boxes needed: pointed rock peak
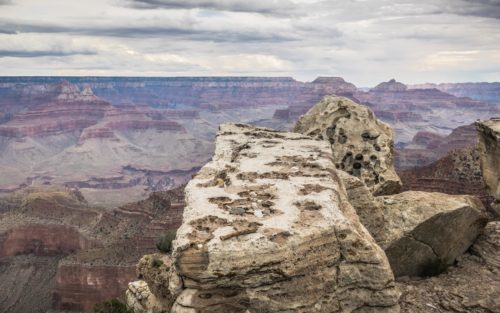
[55,80,80,94]
[81,85,94,96]
[372,79,408,92]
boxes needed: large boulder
[128,123,400,313]
[379,191,488,277]
[294,95,401,196]
[476,118,500,215]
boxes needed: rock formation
[476,118,500,214]
[395,124,478,169]
[294,95,401,195]
[398,147,495,214]
[409,82,500,104]
[371,79,408,92]
[0,185,185,312]
[127,123,400,313]
[337,162,488,278]
[379,191,488,277]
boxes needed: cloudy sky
[0,0,499,86]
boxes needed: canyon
[0,185,184,312]
[0,77,499,312]
[127,99,498,313]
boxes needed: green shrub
[151,257,164,268]
[92,299,133,313]
[156,229,177,253]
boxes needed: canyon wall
[0,186,185,312]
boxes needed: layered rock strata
[476,118,500,214]
[128,123,400,313]
[294,95,401,195]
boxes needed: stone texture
[126,280,165,313]
[336,171,386,244]
[379,191,488,277]
[294,95,402,196]
[128,123,399,313]
[476,118,500,214]
[398,147,496,214]
[472,221,500,271]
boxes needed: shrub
[151,257,164,268]
[156,229,177,253]
[93,299,133,313]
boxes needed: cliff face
[0,81,209,206]
[398,147,495,214]
[1,77,498,206]
[395,124,478,169]
[354,80,499,143]
[410,82,500,104]
[476,118,500,214]
[0,185,185,312]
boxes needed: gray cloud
[0,0,12,5]
[123,0,295,15]
[439,0,500,19]
[0,49,97,58]
[0,19,296,42]
[0,0,498,85]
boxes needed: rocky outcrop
[379,191,488,277]
[0,185,185,312]
[0,224,93,257]
[294,95,401,195]
[398,147,495,214]
[395,124,478,169]
[128,123,400,313]
[371,79,408,92]
[53,264,136,311]
[476,118,500,214]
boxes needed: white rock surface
[294,95,401,196]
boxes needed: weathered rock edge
[294,95,402,196]
[127,123,400,313]
[476,118,500,215]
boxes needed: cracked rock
[379,191,488,277]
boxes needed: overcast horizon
[0,0,499,86]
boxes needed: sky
[0,0,499,86]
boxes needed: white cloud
[0,0,498,85]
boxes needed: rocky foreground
[126,97,499,313]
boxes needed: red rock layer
[398,147,495,214]
[0,224,93,257]
[396,124,478,169]
[52,264,136,311]
[49,186,185,311]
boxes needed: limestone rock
[126,280,165,313]
[379,191,488,277]
[294,95,401,196]
[472,221,500,271]
[476,118,500,215]
[336,171,386,244]
[133,123,400,313]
